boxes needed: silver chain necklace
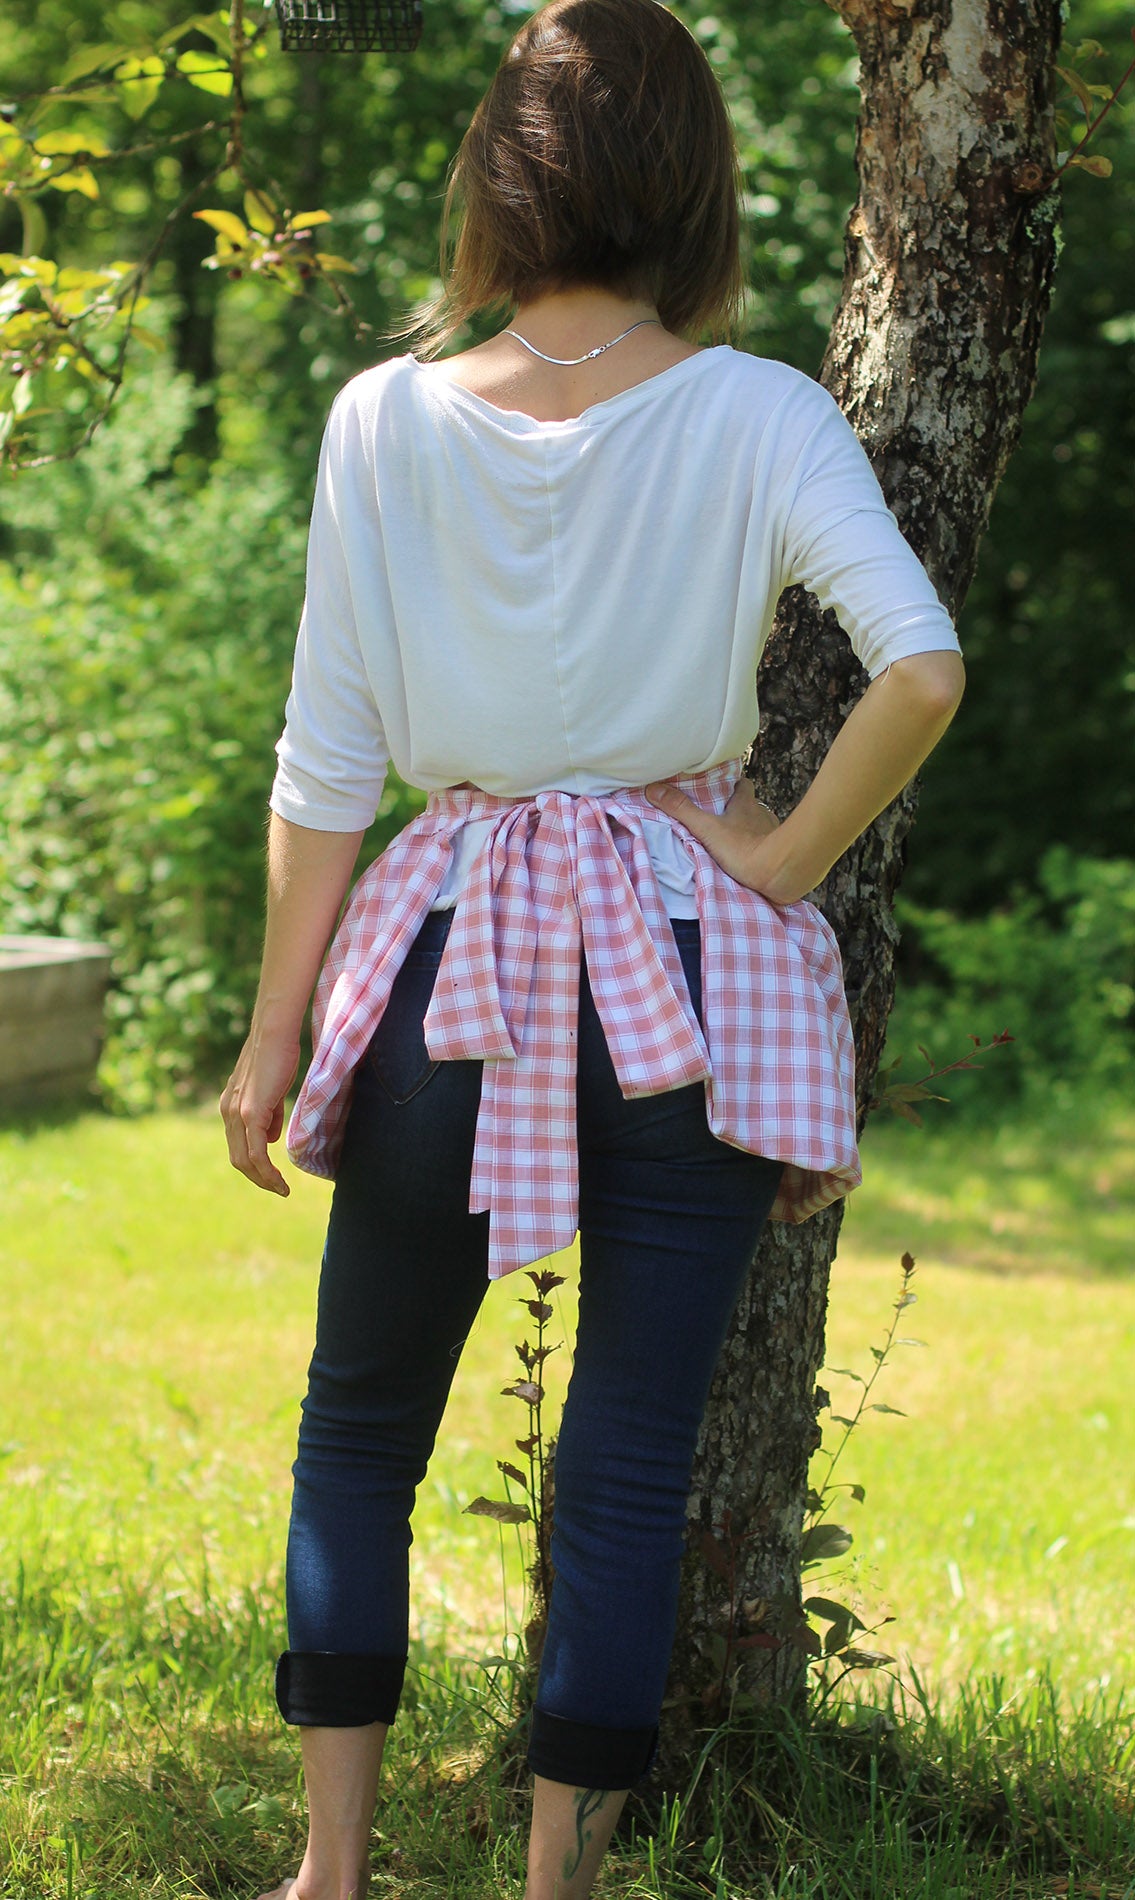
[503,318,662,366]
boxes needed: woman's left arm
[646,650,964,904]
[220,814,365,1196]
[648,382,966,903]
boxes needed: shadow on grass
[0,1092,106,1140]
[2,1538,1132,1899]
[851,1086,1135,1281]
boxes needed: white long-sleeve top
[269,345,961,915]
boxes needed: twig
[1052,43,1135,182]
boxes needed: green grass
[1,1097,1133,1897]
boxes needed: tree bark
[657,0,1063,1773]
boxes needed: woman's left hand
[644,778,799,903]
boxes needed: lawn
[1,1094,1132,1897]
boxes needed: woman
[221,2,965,1896]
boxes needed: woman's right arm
[223,380,390,1194]
[220,814,365,1196]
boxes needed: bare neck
[422,288,704,424]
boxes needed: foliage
[886,847,1135,1119]
[0,0,1131,1086]
[0,0,863,463]
[909,0,1135,909]
[466,1257,928,1721]
[690,1259,926,1718]
[0,1,370,462]
[463,1266,566,1714]
[0,359,422,1107]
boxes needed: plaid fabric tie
[286,760,861,1280]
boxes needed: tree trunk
[658,0,1063,1773]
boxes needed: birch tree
[660,0,1067,1769]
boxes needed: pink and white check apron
[286,758,861,1279]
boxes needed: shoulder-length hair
[394,0,745,357]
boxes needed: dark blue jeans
[277,909,783,1789]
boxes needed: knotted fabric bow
[286,760,860,1279]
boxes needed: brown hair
[394,0,745,357]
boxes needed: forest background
[0,0,1132,1121]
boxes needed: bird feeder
[273,0,423,53]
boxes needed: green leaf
[828,1415,858,1428]
[825,1366,865,1384]
[1068,153,1113,178]
[48,168,100,200]
[115,55,165,119]
[209,1782,250,1817]
[157,14,233,52]
[200,13,235,54]
[16,195,48,258]
[0,254,56,283]
[804,1594,866,1631]
[866,1402,907,1416]
[243,189,277,236]
[176,51,234,96]
[55,267,118,292]
[314,252,357,273]
[12,371,33,416]
[34,130,111,157]
[60,42,133,83]
[1055,63,1097,120]
[463,1496,530,1524]
[801,1522,853,1563]
[193,209,248,245]
[248,1793,287,1825]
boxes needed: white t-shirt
[270,345,961,914]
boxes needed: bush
[884,847,1135,1119]
[0,365,421,1109]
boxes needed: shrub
[884,847,1135,1118]
[0,364,421,1108]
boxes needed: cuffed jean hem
[527,1707,659,1790]
[274,1650,407,1727]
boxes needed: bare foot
[255,1864,368,1900]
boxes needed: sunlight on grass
[2,1097,1133,1709]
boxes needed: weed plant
[2,1523,1131,1898]
[3,1103,1134,1894]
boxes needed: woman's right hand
[219,1024,301,1195]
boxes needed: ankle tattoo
[562,1788,608,1881]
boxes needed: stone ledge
[0,935,113,1104]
